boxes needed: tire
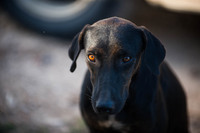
[2,0,119,38]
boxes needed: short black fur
[68,17,188,133]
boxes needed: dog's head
[69,17,165,115]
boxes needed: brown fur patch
[108,44,122,60]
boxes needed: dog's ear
[68,25,90,72]
[141,27,166,75]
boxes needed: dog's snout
[95,100,114,114]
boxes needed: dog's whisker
[87,86,92,94]
[84,93,91,100]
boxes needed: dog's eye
[88,54,95,62]
[122,56,131,63]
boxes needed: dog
[68,17,189,133]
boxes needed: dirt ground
[0,1,200,133]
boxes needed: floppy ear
[68,25,90,72]
[141,27,166,75]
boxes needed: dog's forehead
[92,17,135,27]
[85,17,143,55]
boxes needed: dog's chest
[98,115,130,133]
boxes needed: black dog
[69,17,188,133]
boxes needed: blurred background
[0,0,200,132]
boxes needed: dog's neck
[127,64,159,109]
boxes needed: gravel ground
[0,10,88,133]
[0,1,200,133]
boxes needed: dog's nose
[95,101,114,114]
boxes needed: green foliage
[69,118,88,133]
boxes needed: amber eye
[122,56,131,63]
[88,54,95,62]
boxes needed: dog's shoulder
[159,61,183,90]
[159,61,186,103]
